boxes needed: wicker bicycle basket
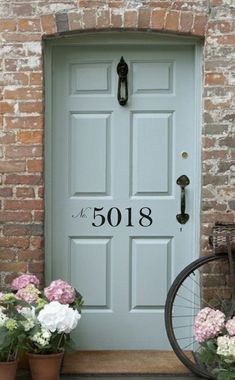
[210,223,235,254]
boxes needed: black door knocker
[117,56,128,106]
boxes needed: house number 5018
[92,207,153,228]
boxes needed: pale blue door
[48,40,198,349]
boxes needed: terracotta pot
[27,352,64,380]
[0,359,18,380]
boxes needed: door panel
[50,43,197,349]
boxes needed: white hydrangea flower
[217,335,231,357]
[31,327,52,347]
[0,310,8,326]
[37,301,81,333]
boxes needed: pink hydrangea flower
[11,274,39,291]
[44,279,75,304]
[226,317,235,336]
[194,307,225,343]
[16,284,40,303]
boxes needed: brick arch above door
[40,8,208,38]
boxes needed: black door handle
[176,175,190,224]
[117,56,128,106]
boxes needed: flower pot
[0,360,18,380]
[27,352,64,380]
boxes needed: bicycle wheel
[165,252,235,379]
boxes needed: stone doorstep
[16,373,202,379]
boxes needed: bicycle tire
[165,252,232,379]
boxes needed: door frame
[44,31,203,284]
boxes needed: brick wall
[0,0,234,288]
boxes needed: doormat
[62,351,191,375]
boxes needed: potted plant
[0,292,28,380]
[10,274,83,380]
[194,307,235,380]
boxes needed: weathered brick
[5,174,43,185]
[40,14,56,34]
[83,9,96,29]
[138,8,151,29]
[96,10,111,28]
[179,12,194,33]
[4,88,42,100]
[111,13,123,28]
[17,131,43,144]
[192,14,208,36]
[0,160,25,173]
[205,73,226,85]
[124,10,138,28]
[3,224,43,237]
[16,187,35,198]
[0,211,32,222]
[0,237,29,249]
[18,19,41,32]
[18,101,43,113]
[68,12,83,30]
[0,19,17,32]
[4,200,43,211]
[27,159,43,172]
[151,9,166,30]
[5,116,43,130]
[165,10,180,32]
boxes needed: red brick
[12,3,33,17]
[28,261,44,273]
[17,130,43,144]
[165,11,180,32]
[179,12,193,33]
[18,19,41,32]
[30,236,44,250]
[68,13,83,31]
[79,0,106,7]
[0,102,14,113]
[96,10,111,29]
[27,159,43,172]
[3,224,43,237]
[205,73,226,86]
[38,186,44,198]
[29,73,42,86]
[3,33,41,42]
[19,249,43,261]
[152,9,166,30]
[204,99,230,110]
[4,88,42,100]
[0,249,16,260]
[0,160,25,173]
[124,10,138,28]
[192,14,208,37]
[33,210,44,222]
[5,174,43,185]
[149,1,171,7]
[0,19,17,32]
[6,116,43,130]
[0,132,16,144]
[16,187,35,198]
[0,262,28,272]
[4,200,43,210]
[41,14,56,34]
[0,237,29,249]
[111,13,123,28]
[6,146,42,159]
[0,188,13,197]
[0,211,32,222]
[1,73,29,86]
[218,35,235,45]
[19,102,43,113]
[138,8,151,29]
[108,1,124,8]
[83,9,96,29]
